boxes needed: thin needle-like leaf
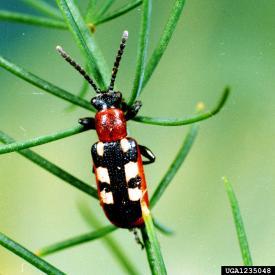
[0,125,88,155]
[78,203,139,275]
[142,0,186,90]
[223,177,253,266]
[85,0,98,22]
[0,55,94,111]
[0,232,65,275]
[128,0,152,106]
[0,10,66,29]
[23,0,62,19]
[0,131,98,198]
[94,0,142,26]
[37,226,116,256]
[56,0,109,89]
[134,87,230,126]
[150,123,199,208]
[141,203,167,275]
[95,0,116,20]
[153,219,174,236]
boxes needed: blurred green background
[0,0,275,274]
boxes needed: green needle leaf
[128,0,152,106]
[0,55,94,111]
[95,0,116,20]
[23,0,62,19]
[141,203,167,275]
[150,123,199,208]
[0,131,98,198]
[153,219,174,236]
[0,10,66,29]
[94,0,142,26]
[134,87,230,126]
[37,226,116,256]
[0,232,65,275]
[223,177,253,266]
[85,0,98,22]
[56,0,109,89]
[0,125,88,155]
[142,0,186,90]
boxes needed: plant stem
[141,203,167,275]
[95,0,116,19]
[142,0,186,90]
[0,10,66,29]
[0,53,229,120]
[150,123,199,208]
[0,232,65,275]
[56,0,109,90]
[153,219,174,236]
[134,87,230,126]
[0,125,87,155]
[85,0,98,21]
[128,0,152,106]
[94,0,142,26]
[223,177,253,265]
[23,0,62,19]
[37,225,116,256]
[0,131,98,198]
[0,55,94,111]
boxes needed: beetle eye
[115,91,122,99]
[91,98,96,104]
[91,97,101,110]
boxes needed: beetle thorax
[95,108,127,142]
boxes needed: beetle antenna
[108,30,128,91]
[56,45,101,93]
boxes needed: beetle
[56,31,155,229]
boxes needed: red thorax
[95,108,127,142]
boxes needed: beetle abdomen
[91,137,149,228]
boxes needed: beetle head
[91,91,122,110]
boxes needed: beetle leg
[78,117,96,129]
[129,228,144,249]
[125,101,142,121]
[139,145,156,165]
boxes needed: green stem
[56,0,109,90]
[0,55,94,111]
[0,10,66,29]
[142,0,186,90]
[0,55,229,123]
[0,125,87,155]
[94,0,142,26]
[95,0,116,19]
[223,177,253,266]
[150,123,199,208]
[128,0,152,106]
[153,219,174,236]
[37,226,116,256]
[0,232,65,275]
[0,88,228,154]
[134,87,230,126]
[23,0,62,19]
[141,203,167,275]
[85,0,98,21]
[0,131,98,198]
